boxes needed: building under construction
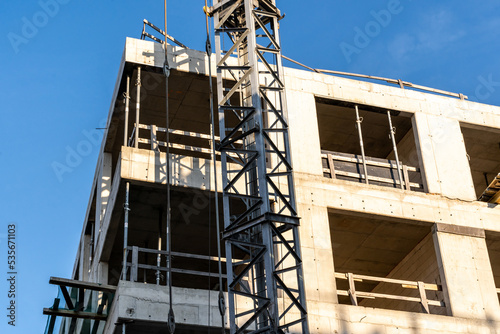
[44,1,500,333]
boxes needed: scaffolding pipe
[135,66,142,149]
[122,182,130,280]
[90,222,94,263]
[156,209,162,285]
[355,105,369,184]
[123,75,130,146]
[144,241,148,283]
[387,111,405,189]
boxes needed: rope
[205,1,226,332]
[164,1,175,333]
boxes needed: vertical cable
[164,1,175,333]
[205,1,226,332]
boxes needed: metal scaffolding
[210,0,308,332]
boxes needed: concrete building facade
[46,37,500,333]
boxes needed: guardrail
[127,123,214,155]
[335,272,444,314]
[128,123,245,161]
[124,246,227,284]
[135,123,217,156]
[322,150,424,191]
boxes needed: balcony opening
[108,67,222,161]
[316,98,424,192]
[107,183,228,290]
[486,231,500,301]
[329,210,445,315]
[461,124,500,202]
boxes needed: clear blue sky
[0,0,499,332]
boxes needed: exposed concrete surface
[104,282,500,334]
[69,37,500,334]
[433,227,500,320]
[104,281,253,333]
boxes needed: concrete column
[413,113,475,200]
[286,89,323,176]
[295,184,338,333]
[95,152,112,238]
[432,223,500,320]
[88,261,109,332]
[97,261,109,284]
[75,246,92,334]
[79,234,91,281]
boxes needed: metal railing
[140,19,189,49]
[135,123,217,156]
[282,55,467,100]
[124,246,227,284]
[335,272,445,314]
[322,150,424,191]
[127,123,244,160]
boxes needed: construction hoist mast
[209,0,309,332]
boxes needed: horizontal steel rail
[321,151,423,190]
[125,246,230,283]
[335,272,445,313]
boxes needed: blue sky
[0,0,499,332]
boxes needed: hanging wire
[164,1,175,333]
[206,1,213,321]
[208,144,212,334]
[205,1,212,331]
[205,0,226,332]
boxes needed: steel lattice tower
[211,0,309,332]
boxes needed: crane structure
[210,0,309,333]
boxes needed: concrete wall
[413,113,476,200]
[433,224,500,320]
[75,38,500,333]
[103,282,500,334]
[333,303,500,334]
